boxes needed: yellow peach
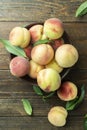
[29,24,43,43]
[55,44,79,68]
[31,44,54,65]
[48,106,68,127]
[28,60,44,79]
[9,27,30,48]
[45,59,63,73]
[37,68,61,92]
[43,18,64,39]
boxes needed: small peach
[48,106,68,127]
[45,59,63,73]
[24,45,32,59]
[28,60,44,79]
[43,18,64,39]
[9,27,30,48]
[31,44,54,65]
[9,56,29,77]
[55,44,79,68]
[29,24,43,43]
[57,81,78,101]
[50,38,64,51]
[37,68,61,92]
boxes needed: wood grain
[0,0,87,22]
[0,116,84,130]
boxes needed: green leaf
[22,99,32,115]
[66,96,79,110]
[75,1,87,17]
[33,39,51,46]
[66,85,85,111]
[83,114,87,130]
[43,92,55,99]
[33,85,43,96]
[0,39,26,57]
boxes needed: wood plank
[0,116,84,130]
[0,96,86,116]
[0,0,87,22]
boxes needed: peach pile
[8,18,79,127]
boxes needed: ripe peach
[24,45,32,59]
[50,38,64,51]
[57,81,78,101]
[29,24,43,43]
[41,33,48,40]
[55,44,79,68]
[45,59,63,73]
[43,18,64,39]
[9,56,29,77]
[31,44,54,65]
[48,106,68,127]
[28,60,44,79]
[37,68,61,92]
[9,27,30,48]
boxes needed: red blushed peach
[55,44,79,68]
[28,60,44,79]
[29,24,43,43]
[48,106,68,127]
[50,38,64,51]
[57,81,78,101]
[9,56,29,77]
[31,44,54,65]
[24,45,32,59]
[43,18,64,39]
[37,68,61,92]
[9,27,30,48]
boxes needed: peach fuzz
[31,44,54,65]
[37,68,61,92]
[9,27,30,48]
[29,24,43,43]
[57,81,78,101]
[9,56,29,77]
[28,60,44,79]
[48,106,68,127]
[45,59,63,73]
[43,18,64,39]
[55,44,79,68]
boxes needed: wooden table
[0,0,87,130]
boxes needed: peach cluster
[9,18,79,127]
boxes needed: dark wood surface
[0,0,87,130]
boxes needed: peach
[43,18,64,39]
[28,60,44,79]
[45,59,63,73]
[31,44,54,65]
[29,24,43,43]
[9,27,30,48]
[50,38,64,51]
[55,44,79,68]
[24,45,32,59]
[37,68,61,92]
[57,81,78,101]
[41,33,48,40]
[9,56,29,77]
[48,106,68,127]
